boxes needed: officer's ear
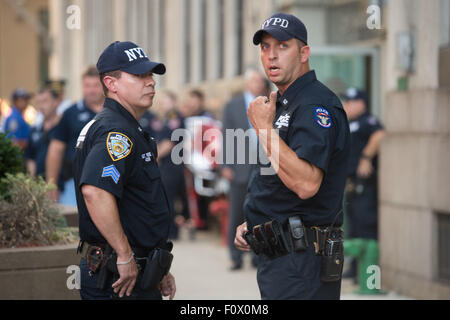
[102,76,118,94]
[299,45,310,64]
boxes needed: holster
[264,220,290,257]
[252,224,276,258]
[140,248,173,291]
[96,244,118,290]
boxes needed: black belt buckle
[253,224,276,258]
[264,220,289,257]
[288,216,308,252]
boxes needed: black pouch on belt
[320,228,344,282]
[243,231,263,255]
[288,216,308,252]
[264,220,290,257]
[253,224,276,258]
[140,248,174,291]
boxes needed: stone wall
[0,244,80,300]
[379,88,450,299]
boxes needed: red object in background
[184,168,207,229]
[209,196,229,246]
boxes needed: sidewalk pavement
[169,228,412,300]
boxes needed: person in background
[341,87,385,280]
[180,89,213,119]
[46,66,104,205]
[3,88,32,150]
[181,89,214,230]
[25,88,63,189]
[155,91,189,239]
[221,68,269,271]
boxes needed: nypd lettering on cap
[262,17,289,29]
[124,47,148,62]
[314,107,332,128]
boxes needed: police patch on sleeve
[106,132,133,161]
[314,107,332,128]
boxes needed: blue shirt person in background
[3,88,32,150]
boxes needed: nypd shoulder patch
[102,165,120,184]
[106,132,133,161]
[314,107,332,128]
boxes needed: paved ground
[169,227,412,300]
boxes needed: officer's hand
[357,158,373,178]
[247,91,277,132]
[112,255,138,298]
[234,222,251,252]
[159,272,176,300]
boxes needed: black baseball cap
[341,87,369,106]
[253,13,308,45]
[97,41,166,75]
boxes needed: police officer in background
[74,41,176,300]
[46,67,104,205]
[234,13,350,299]
[25,88,63,190]
[341,88,385,278]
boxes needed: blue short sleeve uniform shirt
[73,98,172,248]
[244,70,350,229]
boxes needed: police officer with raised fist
[234,13,350,300]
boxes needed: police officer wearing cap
[341,88,385,277]
[74,41,176,300]
[234,13,350,300]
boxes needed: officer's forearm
[46,140,66,186]
[81,184,133,258]
[257,128,323,200]
[361,129,385,159]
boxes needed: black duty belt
[244,215,344,259]
[77,240,174,291]
[77,241,155,259]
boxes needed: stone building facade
[0,0,449,299]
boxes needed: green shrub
[0,133,24,195]
[0,173,77,248]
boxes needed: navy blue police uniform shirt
[244,70,350,229]
[73,98,172,248]
[347,112,383,177]
[52,100,97,178]
[25,124,65,190]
